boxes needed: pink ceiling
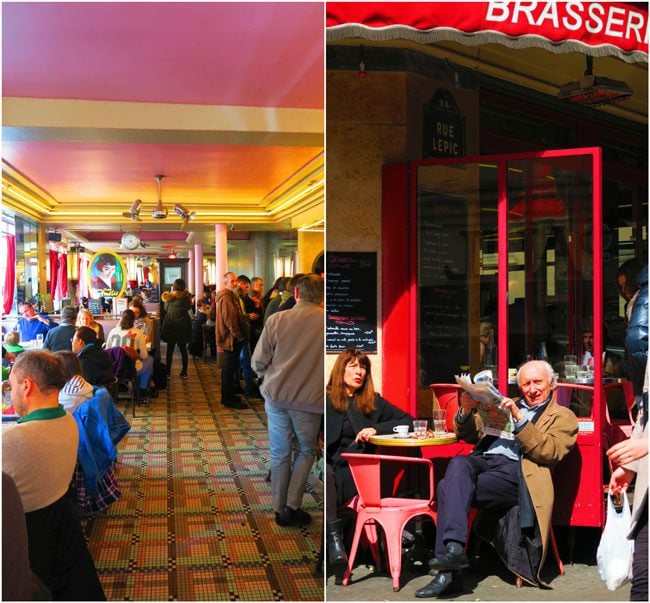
[2,2,324,109]
[3,141,322,204]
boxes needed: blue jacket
[73,387,130,495]
[626,265,648,366]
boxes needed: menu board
[326,252,377,352]
[87,299,102,316]
[418,192,469,383]
[419,285,469,384]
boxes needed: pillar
[215,224,228,282]
[194,244,203,303]
[188,249,194,296]
[297,230,324,273]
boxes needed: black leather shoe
[427,545,469,572]
[415,571,463,598]
[223,399,247,410]
[275,505,311,527]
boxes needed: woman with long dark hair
[161,278,193,378]
[325,348,413,568]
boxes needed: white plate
[393,433,411,439]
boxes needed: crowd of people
[2,257,647,601]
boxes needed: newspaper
[454,370,514,440]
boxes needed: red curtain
[58,253,68,299]
[3,235,16,315]
[49,249,58,299]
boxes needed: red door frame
[382,147,605,526]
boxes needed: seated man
[2,350,105,600]
[415,360,578,598]
[73,326,115,387]
[15,302,58,342]
[43,305,77,352]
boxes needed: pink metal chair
[340,452,437,592]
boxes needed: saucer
[393,433,411,439]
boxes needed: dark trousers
[435,453,519,557]
[26,496,106,601]
[631,498,648,601]
[165,339,188,374]
[326,463,338,524]
[221,340,242,403]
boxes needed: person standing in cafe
[161,278,193,379]
[215,271,247,410]
[415,360,578,598]
[252,274,324,528]
[325,348,414,569]
[607,357,648,602]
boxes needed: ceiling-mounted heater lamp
[358,45,367,79]
[557,56,632,107]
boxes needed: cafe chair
[105,346,137,418]
[340,452,437,592]
[603,380,636,442]
[429,383,463,431]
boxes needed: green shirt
[17,405,67,424]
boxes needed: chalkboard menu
[326,252,377,353]
[87,299,102,316]
[418,191,469,383]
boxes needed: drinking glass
[432,409,447,436]
[565,363,578,379]
[413,420,428,439]
[36,333,44,347]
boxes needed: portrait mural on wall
[88,250,126,298]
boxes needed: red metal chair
[603,381,636,442]
[340,452,438,592]
[429,383,463,431]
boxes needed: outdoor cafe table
[368,433,475,498]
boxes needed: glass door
[414,148,603,422]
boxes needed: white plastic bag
[596,494,634,591]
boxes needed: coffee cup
[393,425,409,437]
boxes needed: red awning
[327,2,648,64]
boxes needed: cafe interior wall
[326,52,480,396]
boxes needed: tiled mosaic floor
[86,352,324,601]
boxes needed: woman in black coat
[161,279,193,378]
[325,348,413,567]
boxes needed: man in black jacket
[72,327,115,386]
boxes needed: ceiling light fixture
[151,175,168,219]
[174,203,196,230]
[558,56,632,107]
[122,198,142,222]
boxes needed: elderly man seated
[2,350,106,600]
[415,360,578,598]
